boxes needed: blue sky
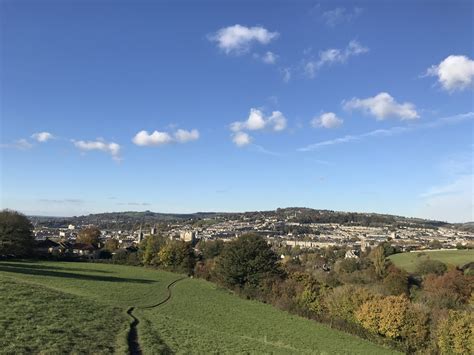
[1,0,473,222]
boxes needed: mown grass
[1,261,399,354]
[138,278,399,354]
[0,276,128,354]
[0,260,177,307]
[389,249,474,273]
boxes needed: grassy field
[0,261,398,354]
[137,277,395,354]
[389,249,474,273]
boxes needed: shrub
[383,266,408,295]
[325,285,378,323]
[422,269,472,309]
[415,259,447,276]
[356,295,430,351]
[437,310,474,354]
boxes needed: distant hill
[28,207,452,230]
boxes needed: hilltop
[29,207,458,230]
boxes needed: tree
[198,240,224,260]
[158,240,195,273]
[370,245,387,278]
[356,295,429,351]
[415,259,447,276]
[334,258,360,274]
[104,238,119,252]
[383,266,409,295]
[437,310,474,354]
[215,234,280,289]
[325,285,377,323]
[142,234,166,265]
[77,226,101,246]
[291,272,329,315]
[0,209,34,256]
[421,269,472,309]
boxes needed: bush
[0,209,34,257]
[325,285,378,323]
[356,295,430,351]
[415,259,447,276]
[437,310,474,354]
[421,269,472,309]
[383,266,408,295]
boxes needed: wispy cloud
[0,139,33,150]
[299,112,474,152]
[251,144,284,157]
[117,202,151,206]
[38,198,84,204]
[304,40,368,78]
[418,150,473,222]
[321,7,363,27]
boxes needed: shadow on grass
[0,263,156,284]
[0,261,113,274]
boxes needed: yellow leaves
[437,310,474,354]
[356,295,430,350]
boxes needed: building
[180,230,196,242]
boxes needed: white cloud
[268,111,287,131]
[132,130,173,146]
[343,92,419,120]
[261,51,277,64]
[426,55,474,92]
[209,24,279,55]
[311,112,343,128]
[281,67,292,83]
[174,129,200,143]
[299,112,474,152]
[305,40,368,77]
[321,7,363,27]
[31,132,54,142]
[230,108,287,147]
[133,128,200,146]
[232,131,252,147]
[231,108,287,133]
[0,139,33,150]
[73,139,121,161]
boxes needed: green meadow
[0,261,398,354]
[389,249,474,273]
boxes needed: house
[34,239,60,256]
[71,243,96,256]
